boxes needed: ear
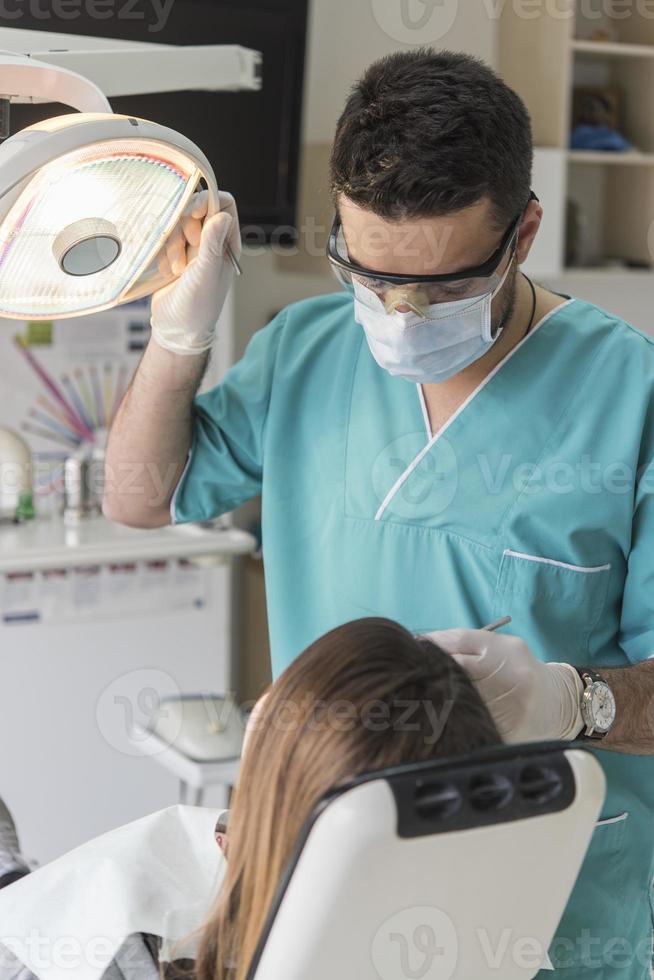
[515,200,543,266]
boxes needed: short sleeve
[171,308,286,524]
[619,410,654,663]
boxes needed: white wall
[302,0,498,144]
[549,271,654,337]
[231,0,501,356]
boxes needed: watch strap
[576,667,604,686]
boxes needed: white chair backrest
[249,743,605,980]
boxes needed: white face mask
[353,257,515,384]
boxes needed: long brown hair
[196,617,500,980]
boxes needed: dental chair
[248,741,605,980]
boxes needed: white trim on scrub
[417,384,432,440]
[503,550,611,574]
[595,811,628,827]
[170,450,194,525]
[374,299,575,521]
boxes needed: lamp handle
[120,178,241,307]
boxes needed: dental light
[0,44,249,321]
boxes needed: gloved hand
[425,628,584,744]
[150,189,241,356]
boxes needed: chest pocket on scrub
[492,550,611,660]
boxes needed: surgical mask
[353,256,515,384]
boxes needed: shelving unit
[500,0,654,277]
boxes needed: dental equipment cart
[249,743,606,980]
[0,515,255,864]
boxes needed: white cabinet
[0,519,254,864]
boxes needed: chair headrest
[248,742,605,980]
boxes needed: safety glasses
[327,191,537,313]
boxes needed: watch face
[588,681,616,733]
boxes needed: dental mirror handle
[482,616,512,632]
[224,241,242,276]
[206,179,242,276]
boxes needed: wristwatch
[574,667,616,740]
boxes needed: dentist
[105,49,654,978]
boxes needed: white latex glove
[425,628,585,744]
[150,189,241,356]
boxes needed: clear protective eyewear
[327,191,537,317]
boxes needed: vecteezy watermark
[102,460,183,510]
[372,433,459,520]
[371,0,654,46]
[370,913,654,977]
[476,453,654,498]
[366,446,654,523]
[0,0,175,33]
[547,929,654,971]
[371,907,459,980]
[370,0,460,45]
[0,931,116,975]
[367,440,654,523]
[95,667,183,757]
[242,216,455,265]
[485,0,654,22]
[97,448,654,523]
[243,694,456,748]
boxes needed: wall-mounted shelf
[568,150,654,165]
[556,266,654,278]
[572,39,654,58]
[500,1,654,276]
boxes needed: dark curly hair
[330,48,533,230]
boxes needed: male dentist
[105,50,654,977]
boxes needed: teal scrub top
[173,292,654,978]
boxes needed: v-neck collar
[375,298,575,521]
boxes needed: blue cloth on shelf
[570,124,633,152]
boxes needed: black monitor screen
[7,0,309,242]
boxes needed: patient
[0,617,501,980]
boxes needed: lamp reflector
[0,138,201,319]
